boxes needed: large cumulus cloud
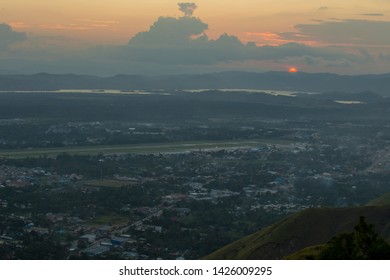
[129,16,208,47]
[119,16,353,66]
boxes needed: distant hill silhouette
[1,71,390,95]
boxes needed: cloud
[39,19,119,31]
[129,16,208,47]
[39,24,91,31]
[1,14,361,75]
[292,19,390,46]
[1,8,388,75]
[124,15,340,65]
[8,22,31,29]
[178,3,198,17]
[0,23,27,49]
[118,14,356,67]
[360,13,384,17]
[77,19,118,25]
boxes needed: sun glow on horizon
[288,67,298,73]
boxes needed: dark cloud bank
[0,23,27,49]
[118,15,352,66]
[293,19,390,45]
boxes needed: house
[81,245,109,257]
[97,225,112,237]
[79,234,96,243]
[111,236,127,246]
[27,227,49,235]
[122,251,139,259]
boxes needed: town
[1,120,390,259]
[1,90,390,259]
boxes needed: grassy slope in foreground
[285,192,390,259]
[366,193,390,207]
[205,200,390,260]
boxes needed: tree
[320,216,390,259]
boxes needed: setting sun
[288,67,298,73]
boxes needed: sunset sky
[1,0,390,75]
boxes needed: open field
[83,179,136,188]
[87,214,129,226]
[0,139,292,159]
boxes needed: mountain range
[1,71,390,95]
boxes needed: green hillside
[284,245,325,260]
[366,193,390,207]
[205,204,390,260]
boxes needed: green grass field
[0,139,292,159]
[83,179,135,188]
[88,214,129,226]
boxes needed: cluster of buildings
[1,127,390,258]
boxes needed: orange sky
[2,0,390,44]
[1,1,390,75]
